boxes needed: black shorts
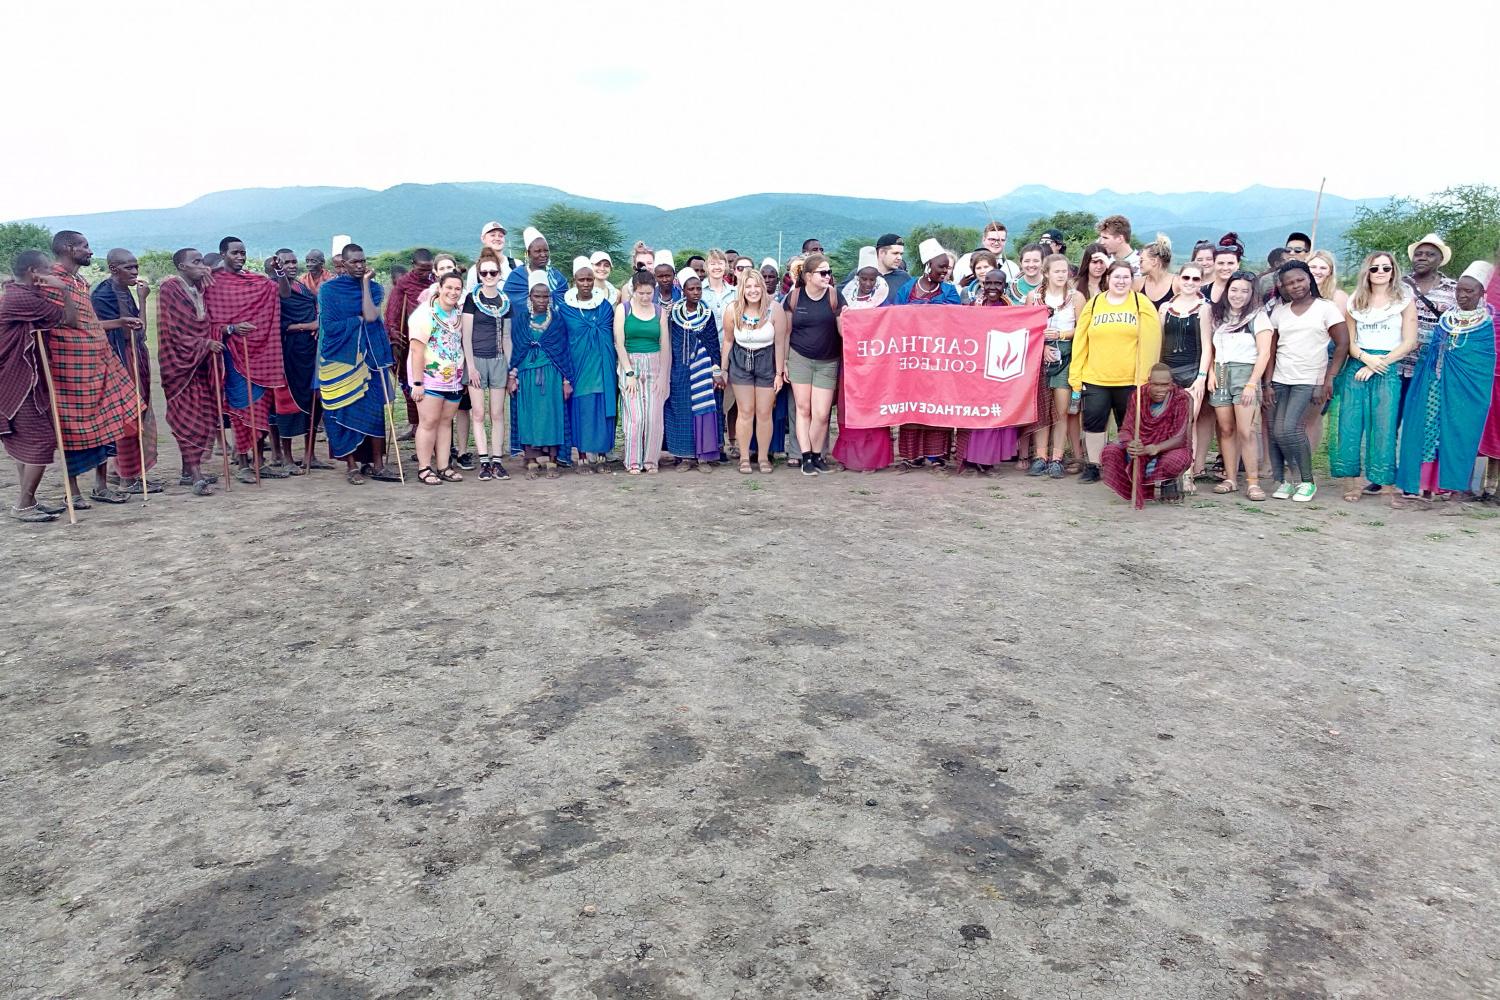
[1080,383,1134,433]
[729,343,776,387]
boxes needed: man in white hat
[1400,232,1458,403]
[465,221,516,289]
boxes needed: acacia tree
[0,222,52,273]
[527,204,623,272]
[1344,185,1499,273]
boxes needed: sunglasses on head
[735,263,752,271]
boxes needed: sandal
[1246,484,1267,501]
[645,464,659,474]
[545,461,560,480]
[89,486,132,504]
[418,466,442,486]
[626,466,641,476]
[10,504,58,523]
[738,460,753,474]
[678,460,696,473]
[192,478,215,496]
[758,460,774,475]
[345,470,365,485]
[698,460,713,473]
[436,465,463,483]
[1213,480,1238,495]
[525,461,540,480]
[236,466,259,485]
[370,466,404,483]
[1342,488,1363,503]
[286,463,307,477]
[307,458,336,470]
[1064,460,1083,475]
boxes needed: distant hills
[16,182,1388,264]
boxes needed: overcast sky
[7,0,1494,221]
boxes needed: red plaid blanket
[39,265,139,450]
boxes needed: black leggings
[1269,381,1315,483]
[1081,383,1134,433]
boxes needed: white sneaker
[1293,482,1317,503]
[1271,481,1293,500]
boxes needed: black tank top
[1160,307,1202,371]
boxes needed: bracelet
[1197,370,1207,379]
[624,370,637,378]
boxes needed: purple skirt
[960,427,1018,465]
[692,411,721,462]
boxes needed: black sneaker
[813,454,831,473]
[492,462,510,481]
[801,452,819,476]
[1362,481,1382,495]
[478,461,493,481]
[456,452,475,471]
[1079,463,1101,483]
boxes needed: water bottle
[1067,391,1081,415]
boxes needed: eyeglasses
[479,269,499,277]
[1368,264,1393,273]
[814,269,831,277]
[1179,275,1202,281]
[735,263,752,271]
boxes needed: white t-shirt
[1348,293,1409,353]
[1213,311,1271,365]
[1271,299,1344,384]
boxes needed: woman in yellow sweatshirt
[1068,260,1163,482]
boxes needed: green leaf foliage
[1343,185,1500,274]
[527,203,623,274]
[0,222,53,274]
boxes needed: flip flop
[10,505,58,523]
[88,487,132,505]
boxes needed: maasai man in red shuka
[383,249,436,436]
[156,248,226,495]
[1,250,74,522]
[203,236,283,483]
[37,232,139,505]
[1099,363,1193,507]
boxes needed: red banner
[841,304,1050,429]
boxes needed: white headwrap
[1461,260,1495,289]
[919,238,952,267]
[653,249,675,269]
[527,269,549,290]
[572,256,593,276]
[676,267,698,286]
[523,227,545,250]
[761,257,778,270]
[856,246,878,272]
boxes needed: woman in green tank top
[613,271,670,473]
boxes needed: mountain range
[16,182,1387,263]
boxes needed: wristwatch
[624,369,637,378]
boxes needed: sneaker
[813,454,832,473]
[801,452,819,476]
[456,452,475,471]
[1079,463,1101,483]
[1271,481,1294,500]
[1293,482,1317,503]
[492,462,510,481]
[478,461,493,482]
[1362,481,1382,495]
[1026,457,1048,477]
[1046,460,1065,479]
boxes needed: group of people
[3,215,1499,524]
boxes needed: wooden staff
[210,353,233,491]
[34,330,77,525]
[1309,177,1327,251]
[1130,380,1145,509]
[127,331,149,503]
[375,362,405,484]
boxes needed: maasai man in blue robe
[316,244,400,484]
[271,248,331,472]
[1396,263,1497,498]
[560,256,617,472]
[510,270,575,479]
[504,226,570,464]
[90,250,159,491]
[664,269,722,468]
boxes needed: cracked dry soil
[2,456,1498,999]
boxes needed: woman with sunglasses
[1328,252,1416,502]
[561,256,617,474]
[409,272,468,485]
[1157,261,1214,490]
[779,252,845,477]
[1205,271,1273,500]
[1069,260,1162,483]
[1205,233,1245,306]
[1075,243,1110,299]
[461,248,512,481]
[1265,261,1350,502]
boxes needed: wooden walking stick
[1130,380,1145,509]
[34,330,77,525]
[375,362,405,484]
[210,354,233,491]
[1309,177,1327,251]
[127,331,149,503]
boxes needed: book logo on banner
[983,329,1029,382]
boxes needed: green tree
[368,246,473,276]
[136,250,178,282]
[0,222,52,274]
[907,223,980,265]
[1343,185,1500,274]
[1016,211,1099,253]
[528,203,623,273]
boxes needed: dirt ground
[3,423,1499,1000]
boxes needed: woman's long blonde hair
[1349,251,1405,313]
[726,267,768,330]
